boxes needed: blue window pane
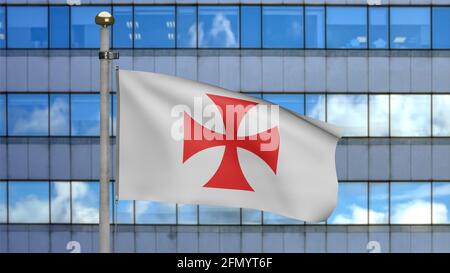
[0,95,5,135]
[51,182,70,223]
[369,95,389,137]
[432,7,450,49]
[71,6,111,48]
[391,182,431,224]
[0,182,6,223]
[116,200,134,224]
[0,7,5,48]
[198,6,239,48]
[327,95,368,137]
[7,6,48,48]
[8,94,49,136]
[177,6,197,48]
[199,205,240,224]
[178,204,198,224]
[328,182,368,224]
[433,182,450,224]
[263,6,303,48]
[391,95,431,137]
[112,94,116,136]
[327,7,367,49]
[369,7,388,49]
[134,6,175,48]
[263,94,304,115]
[263,211,303,224]
[71,94,100,136]
[305,94,325,121]
[71,181,99,224]
[242,208,261,225]
[241,6,261,48]
[135,201,176,224]
[433,95,450,136]
[113,6,133,48]
[369,183,389,224]
[305,6,325,48]
[9,182,49,223]
[390,7,430,49]
[50,94,70,136]
[50,6,69,48]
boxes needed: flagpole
[96,11,118,253]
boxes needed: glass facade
[0,5,450,49]
[1,2,450,253]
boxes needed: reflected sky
[0,7,5,48]
[327,7,367,49]
[242,208,261,225]
[177,6,197,48]
[116,200,134,224]
[369,7,388,49]
[432,95,450,136]
[328,182,368,224]
[305,6,325,48]
[8,94,48,136]
[369,95,389,136]
[390,7,430,49]
[50,6,69,49]
[72,181,99,224]
[241,6,261,48]
[327,95,368,136]
[51,182,70,223]
[71,6,111,48]
[264,211,303,225]
[71,94,100,136]
[433,7,450,49]
[306,94,325,121]
[198,6,239,48]
[113,6,133,49]
[369,183,389,224]
[7,6,48,48]
[263,6,303,48]
[391,182,431,224]
[50,94,70,136]
[391,95,431,136]
[433,182,450,224]
[263,94,304,115]
[0,182,6,223]
[134,6,175,48]
[9,182,49,223]
[0,95,5,135]
[178,204,198,224]
[199,205,240,224]
[135,201,176,224]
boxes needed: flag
[116,70,342,221]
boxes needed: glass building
[1,0,450,253]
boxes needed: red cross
[183,93,280,192]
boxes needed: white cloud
[199,13,237,48]
[390,95,430,136]
[9,195,49,223]
[326,95,367,136]
[331,204,386,224]
[432,95,450,136]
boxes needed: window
[72,181,99,224]
[390,7,430,49]
[433,7,450,49]
[369,95,389,137]
[113,6,133,48]
[51,182,70,223]
[7,6,48,48]
[263,94,304,115]
[432,182,450,224]
[326,7,367,49]
[134,6,175,48]
[263,6,303,48]
[305,6,325,48]
[0,7,5,48]
[178,204,198,224]
[0,182,6,223]
[71,94,100,136]
[241,6,261,48]
[391,182,431,224]
[391,95,431,137]
[177,6,197,48]
[50,6,70,48]
[306,94,325,121]
[199,205,240,224]
[0,95,5,136]
[8,94,49,136]
[369,7,388,49]
[369,183,389,224]
[50,94,70,136]
[328,182,368,224]
[9,182,49,223]
[116,200,134,224]
[198,6,239,48]
[327,95,368,137]
[264,211,302,224]
[112,94,116,136]
[433,95,450,136]
[135,201,176,224]
[71,6,111,48]
[242,208,261,225]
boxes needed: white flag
[117,70,342,221]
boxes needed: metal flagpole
[95,11,119,253]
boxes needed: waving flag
[117,70,341,221]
